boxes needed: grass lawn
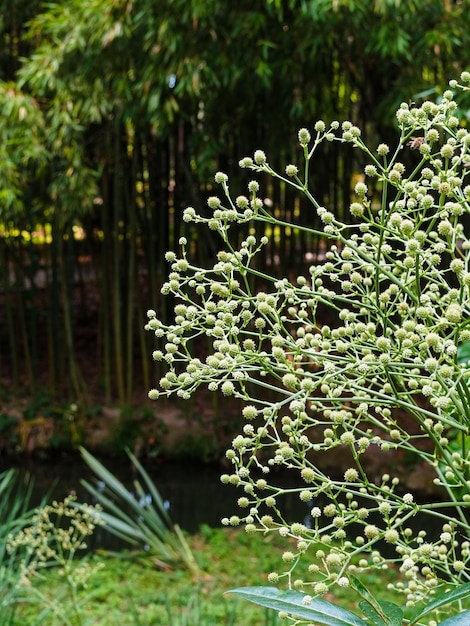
[12,526,406,625]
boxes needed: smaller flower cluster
[182,173,265,234]
[7,495,104,586]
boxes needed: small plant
[7,495,104,625]
[10,526,291,625]
[146,72,470,624]
[0,469,36,625]
[80,447,200,575]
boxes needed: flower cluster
[7,495,104,612]
[146,74,470,609]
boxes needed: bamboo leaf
[227,587,365,626]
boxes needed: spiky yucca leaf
[79,447,199,575]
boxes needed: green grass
[12,526,405,626]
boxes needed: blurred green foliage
[0,0,469,407]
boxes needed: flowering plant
[146,72,470,625]
[7,496,104,625]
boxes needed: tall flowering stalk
[7,496,104,625]
[146,73,470,624]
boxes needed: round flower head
[254,150,267,165]
[215,171,228,184]
[298,128,311,146]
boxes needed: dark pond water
[1,453,457,554]
[1,453,310,538]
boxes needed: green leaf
[227,587,365,626]
[359,601,386,626]
[352,576,402,626]
[79,447,200,575]
[409,583,470,624]
[126,448,173,528]
[457,341,470,366]
[438,611,470,626]
[359,600,403,626]
[352,575,384,612]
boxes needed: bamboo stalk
[60,220,87,403]
[48,216,62,397]
[125,140,137,404]
[100,191,112,405]
[0,238,19,387]
[13,248,34,393]
[112,117,125,404]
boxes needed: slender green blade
[227,587,365,626]
[80,479,136,524]
[81,480,174,558]
[126,448,173,527]
[409,583,470,624]
[132,480,172,540]
[80,447,198,571]
[173,523,200,575]
[353,575,402,625]
[92,510,143,544]
[80,447,139,506]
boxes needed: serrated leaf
[227,587,365,626]
[409,583,470,624]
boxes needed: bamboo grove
[0,0,468,406]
